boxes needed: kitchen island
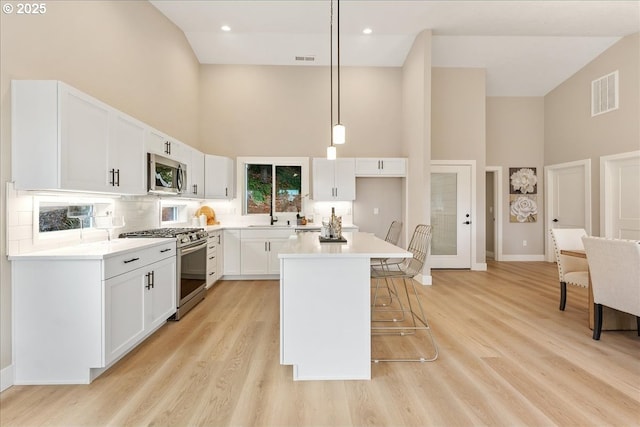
[278,231,411,380]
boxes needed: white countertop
[8,238,175,261]
[278,231,411,259]
[206,223,357,231]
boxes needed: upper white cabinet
[182,146,205,199]
[145,128,188,164]
[11,80,145,194]
[312,158,356,201]
[205,155,235,199]
[355,158,406,177]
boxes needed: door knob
[553,218,559,222]
[463,221,471,225]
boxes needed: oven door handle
[180,241,207,255]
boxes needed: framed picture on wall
[510,194,538,223]
[509,167,537,194]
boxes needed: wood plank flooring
[1,261,639,426]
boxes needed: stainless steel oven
[175,237,207,320]
[119,227,208,320]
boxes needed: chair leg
[559,281,567,311]
[593,303,603,340]
[636,317,640,337]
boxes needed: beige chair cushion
[582,236,640,318]
[550,228,589,286]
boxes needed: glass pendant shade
[327,145,337,160]
[332,123,345,145]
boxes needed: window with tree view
[245,164,302,214]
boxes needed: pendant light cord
[336,0,340,124]
[330,0,334,146]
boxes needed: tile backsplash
[5,182,354,256]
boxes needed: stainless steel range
[120,227,208,320]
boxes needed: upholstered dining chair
[550,228,590,310]
[581,236,640,340]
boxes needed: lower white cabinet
[105,256,175,365]
[11,241,176,384]
[223,229,241,276]
[240,229,294,275]
[206,230,223,287]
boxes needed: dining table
[560,249,638,331]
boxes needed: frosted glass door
[430,165,471,269]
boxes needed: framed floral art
[509,167,538,223]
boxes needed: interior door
[602,152,640,239]
[545,161,590,261]
[430,165,472,269]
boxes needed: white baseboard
[473,262,487,271]
[1,364,14,392]
[500,254,546,262]
[416,274,432,285]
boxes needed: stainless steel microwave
[148,153,187,195]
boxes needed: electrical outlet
[523,240,527,247]
[373,208,379,215]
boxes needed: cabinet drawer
[104,241,176,279]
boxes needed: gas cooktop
[119,227,208,247]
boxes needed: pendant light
[332,0,345,145]
[327,0,336,159]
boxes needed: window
[242,158,308,216]
[39,204,93,232]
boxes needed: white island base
[279,232,411,381]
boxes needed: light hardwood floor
[1,261,639,426]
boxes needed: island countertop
[278,231,410,259]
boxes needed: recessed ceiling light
[362,28,372,35]
[221,25,231,32]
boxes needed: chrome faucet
[270,203,278,225]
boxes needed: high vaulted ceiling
[150,1,640,96]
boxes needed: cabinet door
[145,257,177,331]
[334,159,356,200]
[60,85,110,192]
[379,158,406,176]
[205,155,234,199]
[267,239,289,274]
[223,230,241,275]
[241,239,270,275]
[354,158,382,176]
[104,269,145,365]
[216,232,224,281]
[312,158,337,201]
[109,113,146,194]
[146,129,187,163]
[185,147,205,198]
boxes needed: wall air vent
[295,55,316,62]
[591,70,619,117]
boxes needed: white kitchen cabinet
[205,155,235,199]
[312,158,356,201]
[206,230,222,288]
[223,229,241,276]
[145,128,188,164]
[183,146,205,198]
[11,240,176,384]
[240,229,294,275]
[11,80,146,195]
[355,158,407,177]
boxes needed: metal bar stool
[371,221,403,309]
[371,224,438,362]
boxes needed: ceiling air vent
[591,70,619,117]
[295,55,316,62]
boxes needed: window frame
[238,157,309,216]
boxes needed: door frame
[544,159,592,262]
[485,166,503,261]
[600,150,640,238]
[429,160,478,271]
